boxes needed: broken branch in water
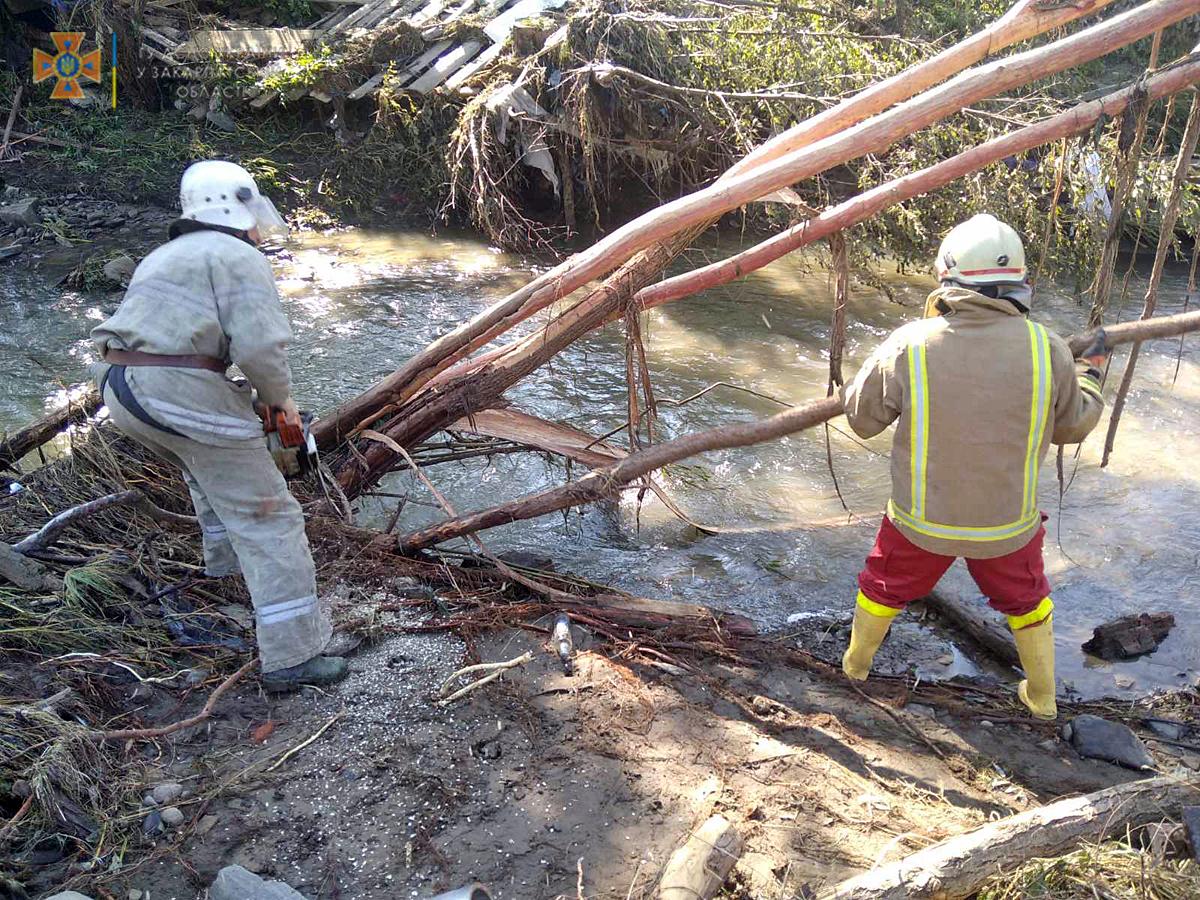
[1101,89,1200,466]
[0,384,100,472]
[397,309,1200,551]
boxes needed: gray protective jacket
[91,230,293,448]
[842,287,1104,559]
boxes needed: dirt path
[100,605,1141,900]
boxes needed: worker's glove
[1078,327,1108,371]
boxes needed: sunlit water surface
[4,227,1198,700]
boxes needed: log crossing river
[3,227,1198,699]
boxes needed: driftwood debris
[397,309,1200,550]
[312,0,1130,457]
[0,541,61,592]
[0,384,99,472]
[819,775,1200,900]
[1082,612,1175,660]
[13,490,196,555]
[657,815,743,900]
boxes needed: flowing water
[4,227,1198,700]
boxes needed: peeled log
[362,47,1200,494]
[313,0,1123,449]
[818,775,1200,900]
[638,54,1200,313]
[723,0,1119,181]
[0,385,99,472]
[397,310,1200,550]
[658,815,743,900]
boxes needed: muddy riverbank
[4,183,1200,899]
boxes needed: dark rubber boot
[262,655,348,693]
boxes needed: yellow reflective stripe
[1007,597,1054,630]
[907,340,929,519]
[857,590,902,618]
[888,500,1041,542]
[1022,322,1052,518]
[1078,373,1102,397]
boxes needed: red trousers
[858,516,1051,618]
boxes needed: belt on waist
[99,365,184,438]
[103,349,227,373]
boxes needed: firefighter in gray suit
[92,160,345,691]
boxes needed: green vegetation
[8,1,1200,280]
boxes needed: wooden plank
[443,40,503,90]
[175,29,319,60]
[482,0,566,42]
[408,40,483,93]
[442,0,565,91]
[409,0,449,26]
[361,0,426,28]
[348,38,452,99]
[328,0,395,33]
[374,0,432,28]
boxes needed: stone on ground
[210,865,309,900]
[0,198,40,227]
[1068,714,1154,770]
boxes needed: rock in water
[1069,714,1155,770]
[210,865,309,900]
[1081,612,1174,660]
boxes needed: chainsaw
[258,406,318,478]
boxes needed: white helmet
[178,160,287,237]
[935,213,1026,287]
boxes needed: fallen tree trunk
[0,385,100,472]
[342,42,1200,498]
[638,53,1200,313]
[314,0,1124,449]
[818,775,1200,900]
[397,311,1200,550]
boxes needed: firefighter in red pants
[841,214,1107,719]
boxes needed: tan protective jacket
[843,287,1104,559]
[91,229,293,448]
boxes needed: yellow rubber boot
[842,591,900,681]
[1009,601,1057,720]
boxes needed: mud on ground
[31,603,1159,900]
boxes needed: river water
[3,227,1198,700]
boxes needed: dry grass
[978,835,1200,899]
